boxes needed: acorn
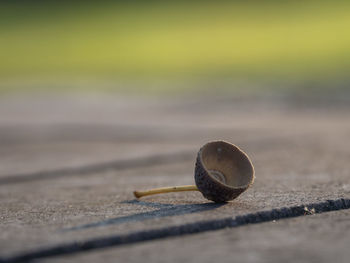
[133,141,255,203]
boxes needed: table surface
[0,93,349,263]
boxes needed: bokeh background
[1,0,350,94]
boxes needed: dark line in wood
[0,151,194,185]
[1,198,349,263]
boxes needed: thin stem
[134,185,199,198]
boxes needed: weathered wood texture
[0,93,349,262]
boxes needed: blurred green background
[1,0,349,94]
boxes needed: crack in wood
[0,151,194,185]
[1,198,349,263]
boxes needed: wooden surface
[0,93,349,262]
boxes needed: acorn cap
[194,141,255,203]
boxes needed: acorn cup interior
[199,141,254,189]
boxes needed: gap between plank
[1,198,349,263]
[0,151,194,185]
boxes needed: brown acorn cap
[194,141,255,203]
